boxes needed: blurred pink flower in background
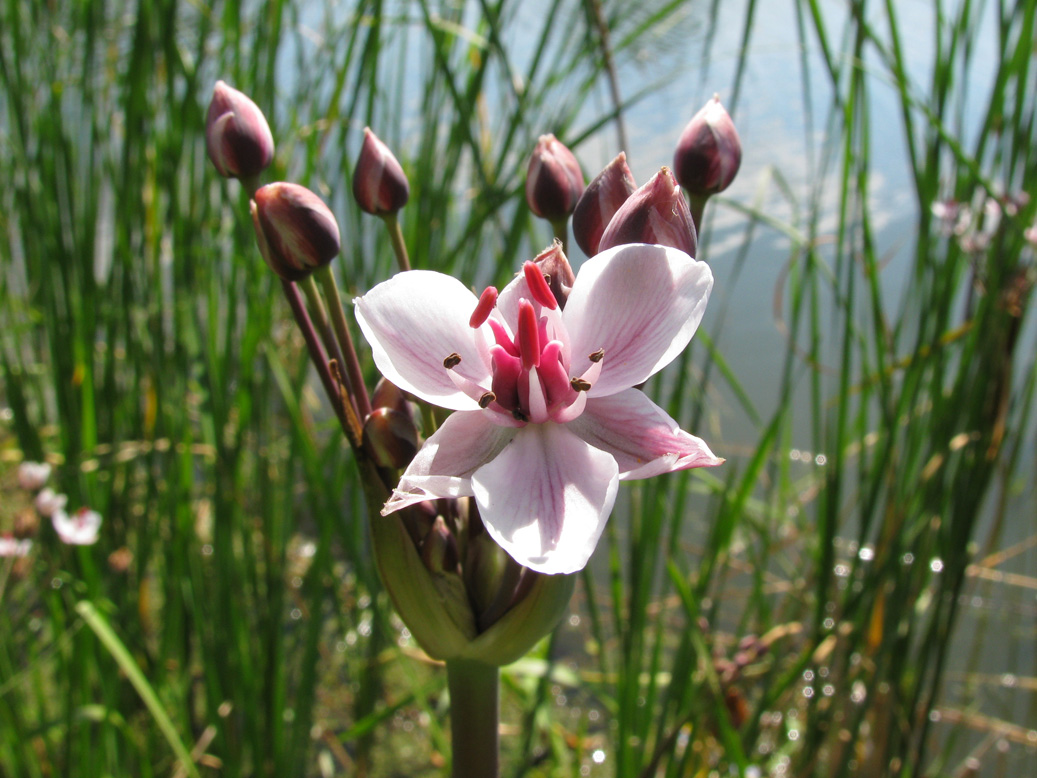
[17,462,51,491]
[35,489,68,517]
[0,536,32,558]
[52,508,102,546]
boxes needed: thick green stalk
[446,659,499,778]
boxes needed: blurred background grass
[1,0,1034,776]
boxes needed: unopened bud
[13,508,39,539]
[370,377,412,415]
[205,81,275,180]
[362,407,419,469]
[465,525,515,620]
[252,183,341,281]
[108,546,134,574]
[673,94,741,198]
[598,167,697,256]
[572,152,637,256]
[531,240,576,308]
[525,134,584,222]
[352,127,410,216]
[421,516,459,574]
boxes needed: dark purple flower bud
[525,134,585,222]
[352,127,410,216]
[572,152,637,256]
[531,240,576,308]
[673,94,742,197]
[252,183,341,281]
[205,80,275,180]
[421,516,459,574]
[370,377,412,415]
[598,167,697,256]
[362,407,420,469]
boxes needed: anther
[443,352,462,369]
[512,409,529,422]
[570,377,592,392]
[523,261,558,310]
[478,391,496,408]
[588,348,604,363]
[469,286,498,328]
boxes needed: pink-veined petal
[472,424,619,575]
[563,243,712,396]
[355,271,493,410]
[568,389,723,479]
[382,411,516,514]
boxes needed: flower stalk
[315,266,373,420]
[381,212,412,272]
[446,659,500,778]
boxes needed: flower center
[443,266,603,426]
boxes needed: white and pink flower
[35,488,68,517]
[52,508,102,546]
[0,535,32,558]
[354,243,722,575]
[17,461,51,491]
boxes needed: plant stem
[551,219,569,255]
[688,193,709,240]
[298,276,350,389]
[278,279,361,447]
[381,212,412,272]
[315,266,373,419]
[446,659,500,778]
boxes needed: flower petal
[568,389,723,479]
[472,424,619,575]
[52,508,102,546]
[563,243,712,396]
[355,271,493,410]
[382,411,516,513]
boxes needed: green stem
[446,659,500,778]
[315,266,373,419]
[688,193,709,243]
[381,212,411,272]
[550,218,569,255]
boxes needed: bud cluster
[526,94,741,259]
[205,81,577,665]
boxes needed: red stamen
[522,261,558,310]
[469,286,498,328]
[517,298,541,370]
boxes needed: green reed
[2,0,1034,776]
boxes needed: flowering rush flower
[17,461,51,491]
[52,508,102,546]
[355,243,722,575]
[0,535,32,558]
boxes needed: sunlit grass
[1,0,1035,776]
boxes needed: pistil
[517,299,541,370]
